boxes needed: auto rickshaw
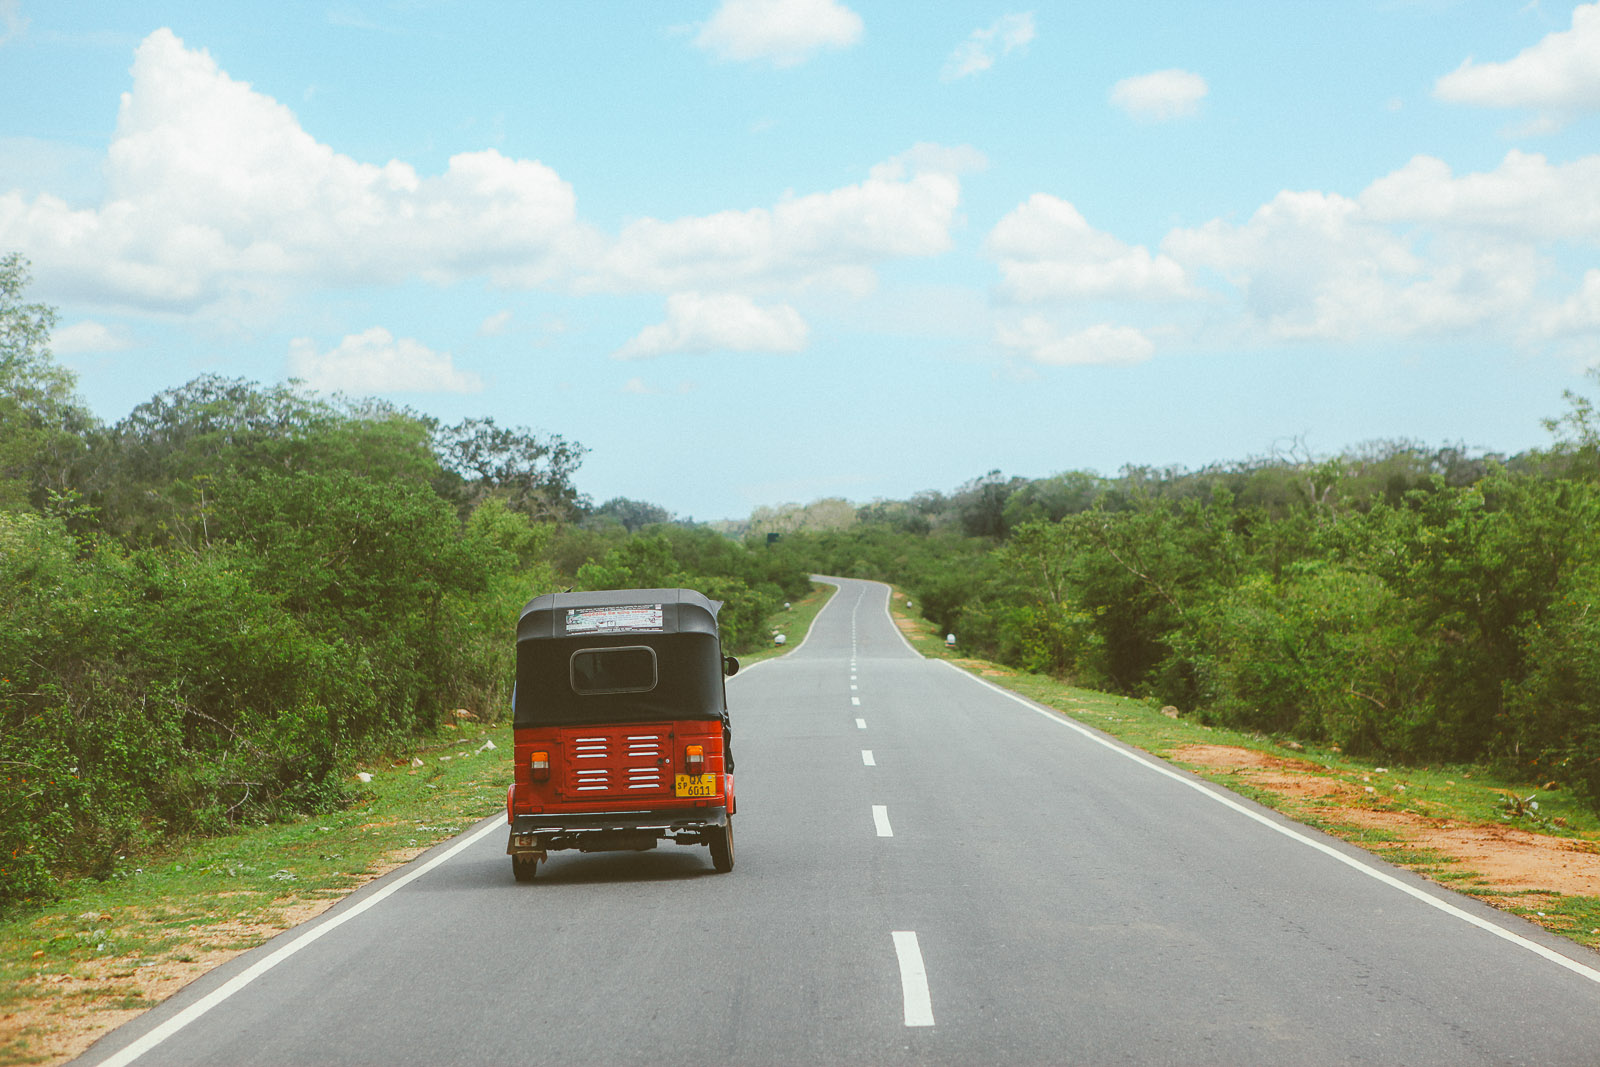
[505,588,738,881]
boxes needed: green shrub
[1184,563,1428,753]
[993,601,1106,683]
[1507,562,1600,803]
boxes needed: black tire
[512,854,540,883]
[708,818,734,873]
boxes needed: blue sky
[4,1,1599,520]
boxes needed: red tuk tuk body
[505,588,737,881]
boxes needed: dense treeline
[0,256,808,911]
[10,233,1600,910]
[774,401,1600,814]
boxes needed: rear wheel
[511,854,540,883]
[708,818,734,873]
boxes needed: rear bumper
[507,806,729,855]
[510,807,728,834]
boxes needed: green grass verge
[886,588,1600,954]
[736,580,836,666]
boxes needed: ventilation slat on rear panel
[559,725,671,800]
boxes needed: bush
[1184,563,1428,753]
[214,469,493,742]
[1507,562,1600,803]
[993,601,1106,683]
[0,512,379,908]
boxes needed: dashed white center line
[872,805,893,837]
[855,718,867,730]
[850,684,858,690]
[892,931,936,1027]
[862,750,875,766]
[851,696,861,706]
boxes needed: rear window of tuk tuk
[514,632,723,727]
[570,645,657,695]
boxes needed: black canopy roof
[517,588,723,643]
[513,588,728,727]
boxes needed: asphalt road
[76,577,1600,1066]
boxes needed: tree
[0,254,96,512]
[952,470,1027,539]
[432,416,586,522]
[854,498,931,534]
[588,496,674,533]
[1508,560,1600,803]
[1541,368,1600,481]
[95,375,438,546]
[744,497,858,539]
[214,468,492,739]
[1001,470,1106,528]
[1359,471,1600,760]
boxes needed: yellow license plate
[675,773,716,797]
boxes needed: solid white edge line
[734,578,842,677]
[789,577,840,657]
[876,580,924,657]
[892,931,936,1027]
[93,817,506,1067]
[873,804,893,837]
[934,660,1600,987]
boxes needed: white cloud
[614,292,808,359]
[984,145,1600,354]
[1166,190,1409,327]
[0,29,582,313]
[0,30,973,321]
[288,327,483,394]
[1359,150,1600,243]
[996,317,1154,367]
[868,141,989,181]
[0,1,26,46]
[942,13,1035,81]
[0,137,105,204]
[479,309,513,336]
[988,193,1191,302]
[694,0,863,68]
[588,151,963,294]
[1434,3,1600,116]
[51,320,133,354]
[1110,69,1209,121]
[1534,269,1600,339]
[531,315,570,348]
[621,377,695,395]
[1161,165,1556,342]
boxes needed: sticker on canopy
[565,604,665,634]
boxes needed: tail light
[530,750,550,782]
[685,744,705,775]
